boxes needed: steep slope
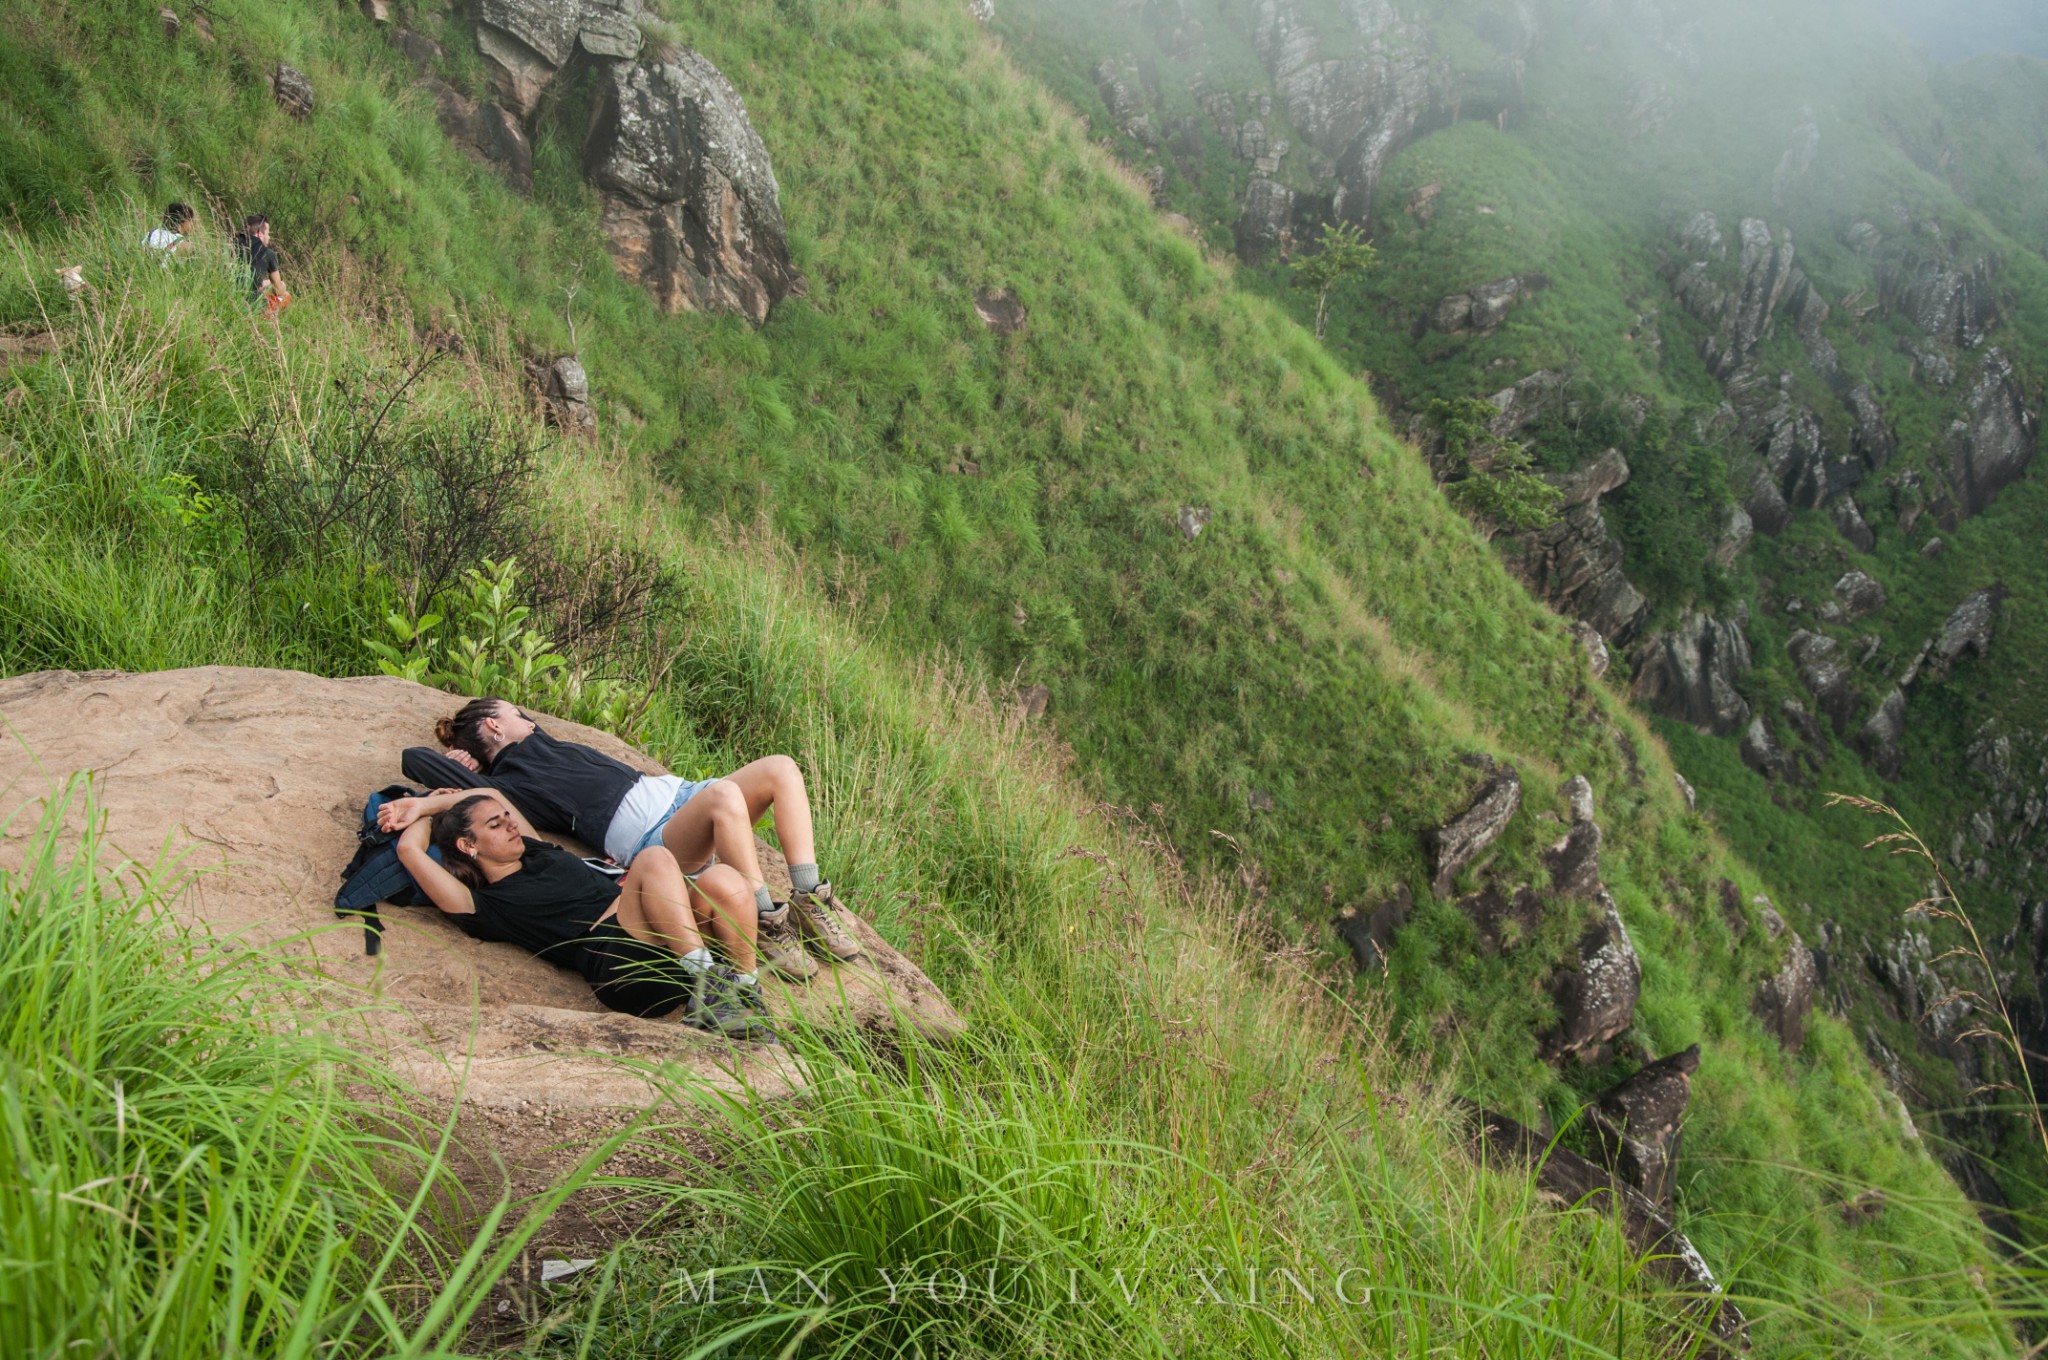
[0,0,2033,1349]
[992,0,2048,1220]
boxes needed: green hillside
[2,0,2044,1352]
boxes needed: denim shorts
[628,776,718,861]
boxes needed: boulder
[1834,570,1886,618]
[1424,766,1521,896]
[1335,883,1414,973]
[1949,349,2038,517]
[1673,770,1697,812]
[1484,369,1567,439]
[585,54,805,324]
[1588,1044,1700,1209]
[0,668,961,1111]
[1628,612,1751,737]
[1787,629,1858,733]
[1751,907,1818,1050]
[159,6,179,39]
[967,0,994,21]
[1234,176,1295,264]
[1428,273,1550,335]
[271,63,316,120]
[1176,505,1210,540]
[541,355,596,435]
[1931,587,2004,671]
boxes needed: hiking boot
[793,881,863,962]
[760,920,821,982]
[686,966,777,1042]
[757,897,791,931]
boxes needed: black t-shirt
[483,727,641,844]
[454,839,620,974]
[237,234,279,298]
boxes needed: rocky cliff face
[1629,612,1752,737]
[1506,447,1648,643]
[459,0,801,323]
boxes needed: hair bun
[433,717,458,746]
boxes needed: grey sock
[733,970,759,988]
[754,885,777,919]
[790,862,821,895]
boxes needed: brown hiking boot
[793,882,863,962]
[757,909,819,983]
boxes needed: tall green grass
[0,776,581,1356]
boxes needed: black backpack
[335,784,441,954]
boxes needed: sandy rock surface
[0,667,961,1114]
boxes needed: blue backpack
[335,785,443,954]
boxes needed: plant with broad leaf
[366,557,651,739]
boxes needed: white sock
[733,970,759,988]
[680,947,713,974]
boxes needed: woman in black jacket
[401,698,862,968]
[383,789,772,1038]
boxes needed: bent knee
[701,779,748,816]
[765,753,802,782]
[633,844,680,873]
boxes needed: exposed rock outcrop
[1878,251,1999,350]
[1509,448,1647,643]
[1541,781,1641,1063]
[1589,1044,1700,1209]
[1859,687,1907,778]
[1847,384,1896,469]
[1424,765,1521,895]
[1949,349,2038,517]
[973,287,1028,334]
[1234,176,1295,264]
[540,354,595,435]
[585,54,804,323]
[1751,904,1818,1050]
[0,668,961,1110]
[462,0,800,323]
[1664,215,1797,378]
[1459,1103,1747,1348]
[1738,714,1793,782]
[1629,612,1751,736]
[1787,629,1859,733]
[426,79,533,192]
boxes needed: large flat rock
[0,667,961,1111]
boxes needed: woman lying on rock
[382,788,773,1039]
[401,698,862,980]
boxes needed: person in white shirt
[144,202,195,260]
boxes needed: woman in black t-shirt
[387,789,772,1037]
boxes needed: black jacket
[401,727,639,843]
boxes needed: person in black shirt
[233,213,288,312]
[385,789,773,1037]
[404,697,865,969]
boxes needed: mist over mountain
[1870,0,2048,59]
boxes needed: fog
[1868,0,2048,59]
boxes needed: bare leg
[689,863,758,972]
[606,847,701,954]
[657,779,771,888]
[719,754,816,867]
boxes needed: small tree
[1292,221,1377,340]
[1428,396,1563,534]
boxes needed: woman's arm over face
[395,818,477,916]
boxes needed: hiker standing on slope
[234,213,289,315]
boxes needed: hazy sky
[1867,0,2048,59]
